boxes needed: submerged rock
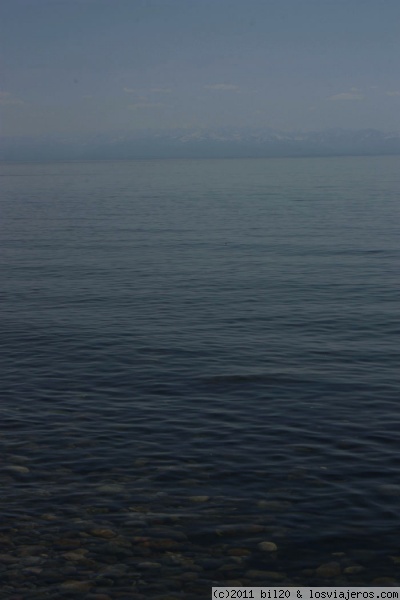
[60,580,93,592]
[315,562,341,578]
[258,541,278,552]
[344,565,365,574]
[90,528,117,539]
[96,484,125,493]
[6,465,30,474]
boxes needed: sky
[1,0,400,138]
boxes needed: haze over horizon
[1,0,400,159]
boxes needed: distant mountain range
[2,127,400,161]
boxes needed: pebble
[315,562,341,578]
[60,580,93,592]
[6,454,31,463]
[0,554,19,564]
[344,565,365,574]
[161,552,186,566]
[90,528,117,539]
[40,513,58,521]
[372,577,399,585]
[257,500,290,511]
[96,484,125,493]
[6,465,30,474]
[22,566,43,575]
[137,561,162,569]
[258,541,278,552]
[62,551,89,562]
[21,556,43,565]
[1,461,398,596]
[18,545,47,556]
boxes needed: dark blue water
[1,156,400,585]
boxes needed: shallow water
[1,156,400,596]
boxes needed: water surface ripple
[1,156,400,592]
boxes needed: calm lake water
[1,156,400,594]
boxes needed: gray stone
[96,484,125,493]
[137,561,162,569]
[258,541,278,552]
[0,554,18,564]
[315,562,341,578]
[257,500,291,511]
[372,577,399,585]
[22,567,43,575]
[62,551,89,562]
[90,528,117,539]
[344,565,365,574]
[60,580,93,592]
[6,465,30,474]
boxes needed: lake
[1,155,400,595]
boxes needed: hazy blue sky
[1,0,400,137]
